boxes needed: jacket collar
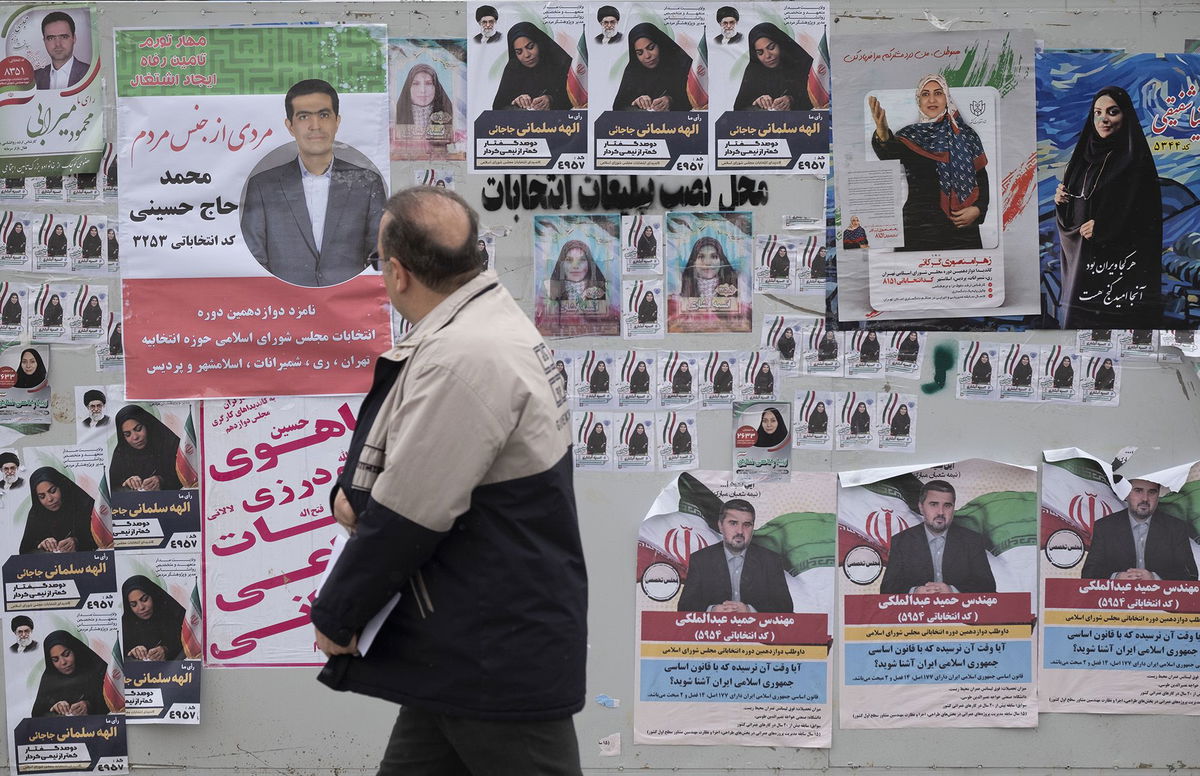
[380,270,500,362]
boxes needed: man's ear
[387,256,410,293]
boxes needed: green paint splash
[940,33,1022,98]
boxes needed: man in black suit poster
[880,479,997,594]
[1081,478,1198,581]
[677,498,793,613]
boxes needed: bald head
[380,186,481,292]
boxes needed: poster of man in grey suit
[241,79,387,288]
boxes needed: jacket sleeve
[240,173,269,269]
[955,530,996,593]
[311,359,511,645]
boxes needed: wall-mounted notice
[635,471,835,746]
[838,459,1038,728]
[1040,449,1200,714]
[116,25,392,399]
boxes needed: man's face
[43,20,75,68]
[86,399,105,418]
[719,509,755,551]
[919,489,955,534]
[14,625,31,645]
[601,16,618,32]
[2,463,16,481]
[720,17,738,35]
[1126,479,1160,520]
[285,92,340,161]
[479,16,496,36]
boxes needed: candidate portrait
[34,11,90,90]
[1081,479,1198,581]
[240,79,386,288]
[879,479,997,594]
[677,498,792,613]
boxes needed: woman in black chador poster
[1094,358,1116,391]
[753,363,774,395]
[5,222,26,255]
[1053,356,1075,389]
[636,226,657,259]
[713,361,733,394]
[1054,86,1162,327]
[734,22,813,111]
[586,422,607,455]
[588,361,610,393]
[109,323,123,355]
[109,405,184,493]
[768,245,789,279]
[80,225,102,259]
[1010,354,1033,387]
[31,631,108,717]
[897,331,920,362]
[776,328,796,360]
[849,402,871,434]
[671,422,692,454]
[671,362,692,394]
[46,225,68,257]
[889,404,911,436]
[858,331,880,363]
[970,352,992,385]
[628,424,649,457]
[869,75,988,251]
[817,331,838,361]
[41,294,62,326]
[81,295,102,329]
[637,291,658,323]
[107,228,119,263]
[15,348,46,389]
[493,22,572,111]
[753,408,788,447]
[122,575,186,661]
[629,361,650,394]
[1,293,21,325]
[20,467,98,554]
[807,402,828,433]
[613,23,692,112]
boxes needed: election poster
[838,459,1038,728]
[1037,52,1200,331]
[589,4,708,173]
[831,30,1040,324]
[0,4,106,177]
[3,611,127,775]
[573,411,614,471]
[533,214,621,336]
[203,397,354,665]
[1040,449,1200,714]
[389,38,467,162]
[114,552,202,723]
[115,25,392,399]
[635,471,836,746]
[665,211,752,333]
[466,2,588,172]
[0,344,52,437]
[708,2,830,173]
[733,400,790,474]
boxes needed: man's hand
[711,601,753,613]
[914,582,953,594]
[1079,219,1095,239]
[315,626,359,658]
[1115,568,1155,581]
[333,489,357,533]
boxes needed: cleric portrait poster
[115,25,391,399]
